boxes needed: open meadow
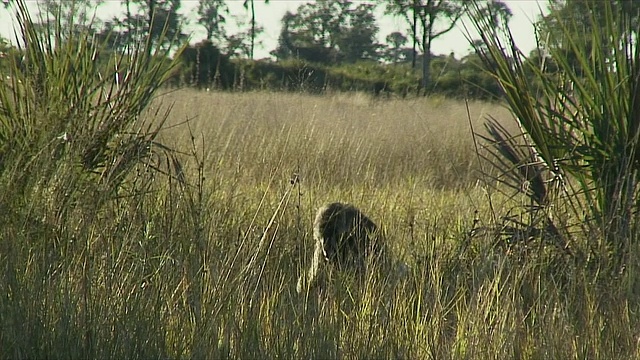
[3,2,640,356]
[4,86,640,359]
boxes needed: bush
[178,40,235,89]
[468,1,640,270]
[0,1,187,357]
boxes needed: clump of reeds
[467,1,640,272]
[0,1,188,357]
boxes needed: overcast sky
[0,0,547,59]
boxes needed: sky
[0,0,548,59]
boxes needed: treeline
[0,0,620,100]
[173,39,502,99]
[163,0,511,99]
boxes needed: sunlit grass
[4,85,640,358]
[1,0,640,357]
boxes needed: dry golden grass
[5,3,640,355]
[150,89,516,255]
[4,86,639,359]
[155,89,512,199]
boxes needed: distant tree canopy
[0,0,569,100]
[37,0,104,28]
[196,0,227,42]
[112,0,186,51]
[382,0,464,93]
[382,31,412,64]
[273,0,380,65]
[537,0,640,41]
[534,0,640,76]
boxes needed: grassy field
[3,1,640,356]
[155,90,513,277]
[2,88,639,359]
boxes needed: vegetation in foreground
[1,1,640,359]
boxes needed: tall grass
[0,1,185,357]
[468,1,640,270]
[1,1,639,358]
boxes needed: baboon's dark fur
[297,202,384,293]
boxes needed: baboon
[297,202,385,294]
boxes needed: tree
[476,0,512,29]
[336,3,380,62]
[224,19,264,58]
[180,40,234,88]
[464,1,512,69]
[274,0,380,64]
[37,0,104,28]
[272,11,337,64]
[94,19,127,51]
[196,0,228,42]
[243,0,269,59]
[117,0,186,51]
[535,0,640,74]
[382,31,412,63]
[538,0,640,38]
[382,0,511,94]
[293,0,350,50]
[382,0,464,93]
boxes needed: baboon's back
[314,202,380,265]
[298,202,387,293]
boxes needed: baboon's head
[321,239,338,262]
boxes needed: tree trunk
[421,32,431,95]
[411,1,418,69]
[422,52,431,96]
[250,0,255,59]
